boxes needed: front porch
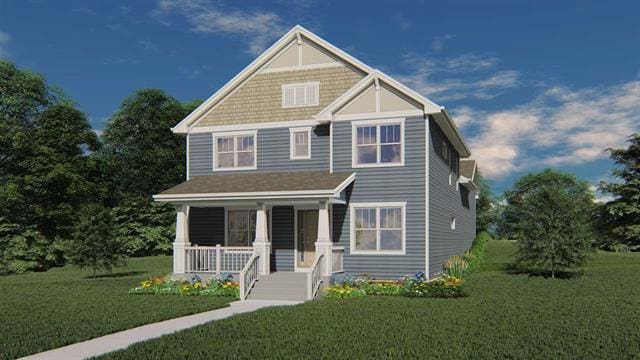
[153,171,355,300]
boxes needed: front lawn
[0,256,233,360]
[99,241,640,359]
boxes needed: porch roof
[153,170,355,203]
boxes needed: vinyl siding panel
[428,118,476,276]
[189,207,225,246]
[332,116,426,279]
[270,206,295,271]
[188,125,329,177]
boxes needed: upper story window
[290,127,311,159]
[282,82,319,108]
[350,202,406,255]
[213,131,257,170]
[352,119,404,168]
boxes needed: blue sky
[1,0,639,195]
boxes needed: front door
[297,210,318,268]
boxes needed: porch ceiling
[153,170,355,203]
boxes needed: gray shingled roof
[157,170,354,196]
[460,159,477,182]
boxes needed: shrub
[402,272,467,298]
[611,243,630,253]
[443,255,469,279]
[325,284,366,299]
[362,281,403,296]
[464,230,492,271]
[129,274,239,298]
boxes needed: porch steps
[247,272,309,301]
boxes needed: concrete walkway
[21,300,302,360]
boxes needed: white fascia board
[332,173,356,196]
[372,69,442,114]
[315,73,376,121]
[433,109,471,158]
[173,25,375,134]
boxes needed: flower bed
[326,272,466,300]
[129,274,239,298]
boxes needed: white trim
[314,70,441,122]
[451,217,456,230]
[261,62,344,74]
[154,173,356,202]
[351,118,405,168]
[293,205,321,272]
[212,130,257,171]
[349,202,406,255]
[425,117,430,278]
[334,110,423,122]
[224,207,258,246]
[281,82,320,108]
[329,122,333,174]
[189,119,320,134]
[186,134,190,181]
[289,126,312,160]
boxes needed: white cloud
[454,80,640,179]
[431,34,454,52]
[151,0,285,55]
[0,30,10,58]
[396,53,520,102]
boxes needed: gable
[194,65,364,127]
[335,80,422,116]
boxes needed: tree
[65,205,125,277]
[0,61,101,273]
[100,89,191,199]
[475,170,493,232]
[599,133,640,249]
[502,169,594,277]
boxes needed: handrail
[307,254,324,300]
[184,245,253,274]
[239,253,260,301]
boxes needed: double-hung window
[226,210,256,246]
[350,203,405,254]
[213,131,256,170]
[290,127,311,159]
[352,119,404,167]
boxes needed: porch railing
[307,254,324,300]
[239,254,260,301]
[184,245,254,274]
[332,246,344,273]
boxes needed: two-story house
[154,25,478,301]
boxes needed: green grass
[0,256,233,360]
[99,241,640,359]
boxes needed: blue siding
[332,116,426,279]
[428,118,476,275]
[270,206,295,271]
[188,124,330,177]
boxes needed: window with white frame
[282,82,319,108]
[352,120,403,167]
[227,210,256,246]
[214,132,256,170]
[351,203,405,254]
[290,127,311,159]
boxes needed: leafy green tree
[502,169,594,277]
[65,205,125,277]
[101,89,190,199]
[111,198,175,256]
[599,134,640,249]
[475,170,493,232]
[0,61,101,273]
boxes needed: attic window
[282,82,319,108]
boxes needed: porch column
[253,202,271,275]
[173,205,190,274]
[315,201,332,276]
